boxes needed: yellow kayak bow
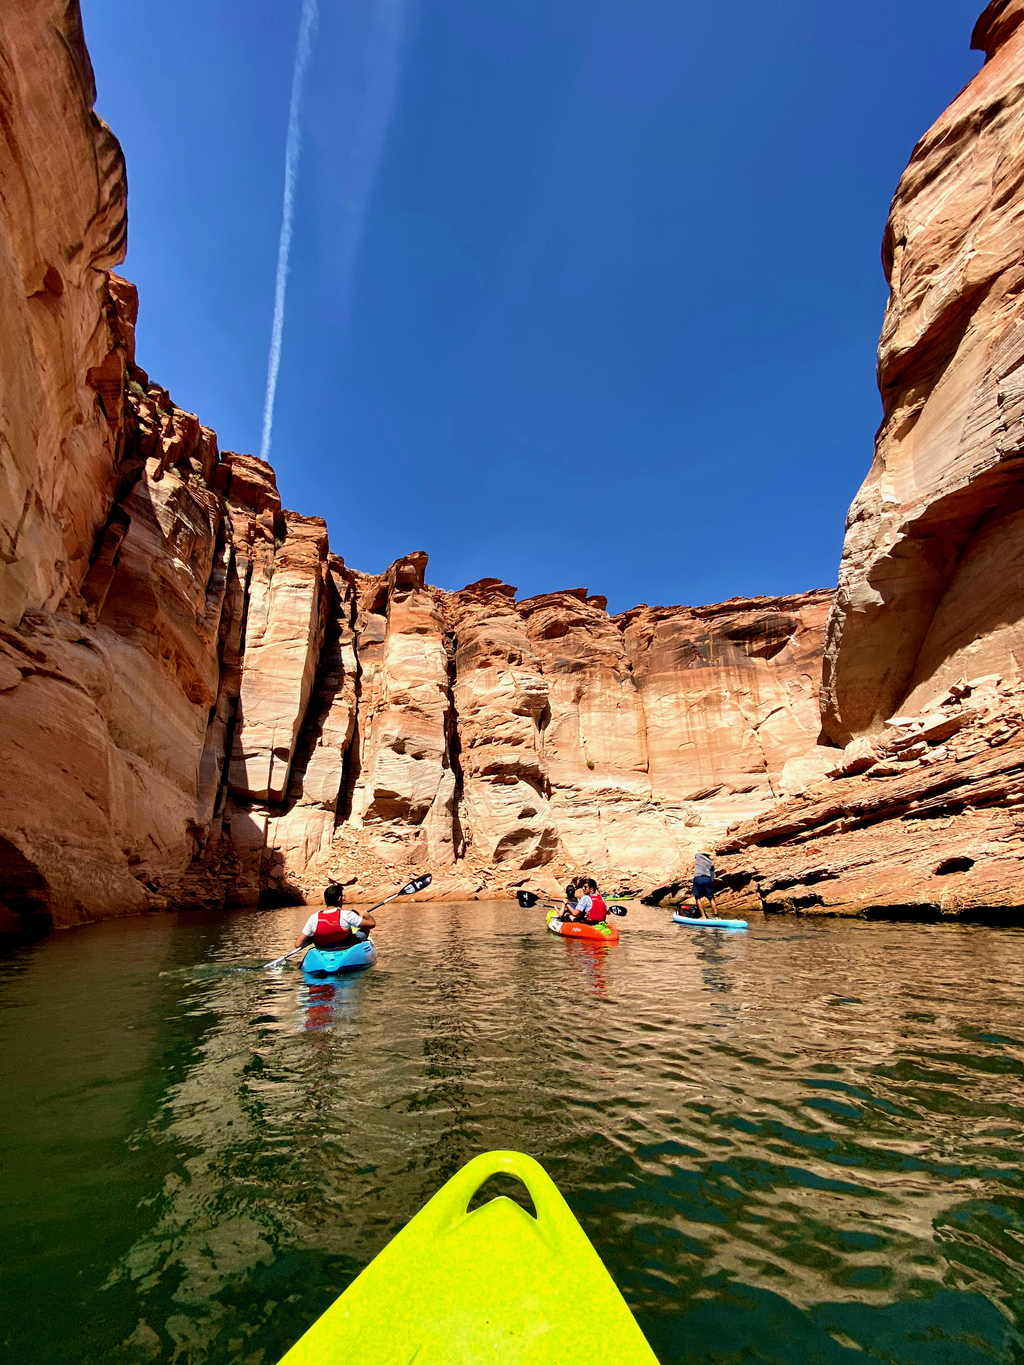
[278,1150,658,1364]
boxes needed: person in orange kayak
[582,878,608,923]
[559,883,581,921]
[294,883,376,951]
[565,881,592,922]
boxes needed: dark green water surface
[3,903,1024,1364]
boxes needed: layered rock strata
[305,582,832,903]
[821,0,1024,743]
[718,676,1024,920]
[717,1,1024,919]
[5,2,1024,928]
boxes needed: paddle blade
[400,873,432,896]
[262,947,301,970]
[608,906,628,917]
[517,890,541,908]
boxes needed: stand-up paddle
[515,889,627,917]
[263,873,433,968]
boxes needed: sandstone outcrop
[4,1,1024,929]
[718,676,1024,920]
[0,3,833,927]
[279,582,833,904]
[0,1,128,632]
[707,1,1024,922]
[821,0,1024,744]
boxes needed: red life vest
[587,894,608,923]
[311,908,358,950]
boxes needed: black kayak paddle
[263,873,433,969]
[516,889,627,917]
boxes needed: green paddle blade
[277,1151,658,1365]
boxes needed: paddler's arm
[358,913,376,929]
[294,931,314,949]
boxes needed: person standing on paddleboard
[691,851,719,919]
[294,883,376,951]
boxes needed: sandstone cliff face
[713,1,1024,920]
[822,0,1024,744]
[0,2,330,927]
[718,674,1024,920]
[0,0,832,928]
[265,577,832,905]
[0,1,128,631]
[5,2,1024,929]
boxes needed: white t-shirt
[573,894,593,917]
[302,908,363,938]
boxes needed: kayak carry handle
[425,1151,563,1236]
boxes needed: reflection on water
[2,903,1024,1364]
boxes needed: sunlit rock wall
[720,1,1024,919]
[300,580,832,903]
[14,1,1024,927]
[822,0,1024,744]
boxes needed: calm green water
[2,903,1024,1364]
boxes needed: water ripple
[2,907,1024,1362]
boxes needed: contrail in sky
[260,0,319,464]
[333,0,414,321]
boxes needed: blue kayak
[302,940,377,974]
[673,913,748,930]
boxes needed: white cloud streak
[332,0,414,322]
[260,0,319,464]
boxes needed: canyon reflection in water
[2,903,1024,1365]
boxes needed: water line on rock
[260,0,319,464]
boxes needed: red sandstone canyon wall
[280,577,832,903]
[0,2,325,926]
[0,3,832,927]
[3,2,1023,929]
[821,0,1024,744]
[719,1,1024,920]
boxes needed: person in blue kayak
[691,850,719,919]
[294,883,376,951]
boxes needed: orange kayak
[546,910,619,943]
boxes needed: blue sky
[80,1,983,612]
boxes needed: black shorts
[693,876,714,898]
